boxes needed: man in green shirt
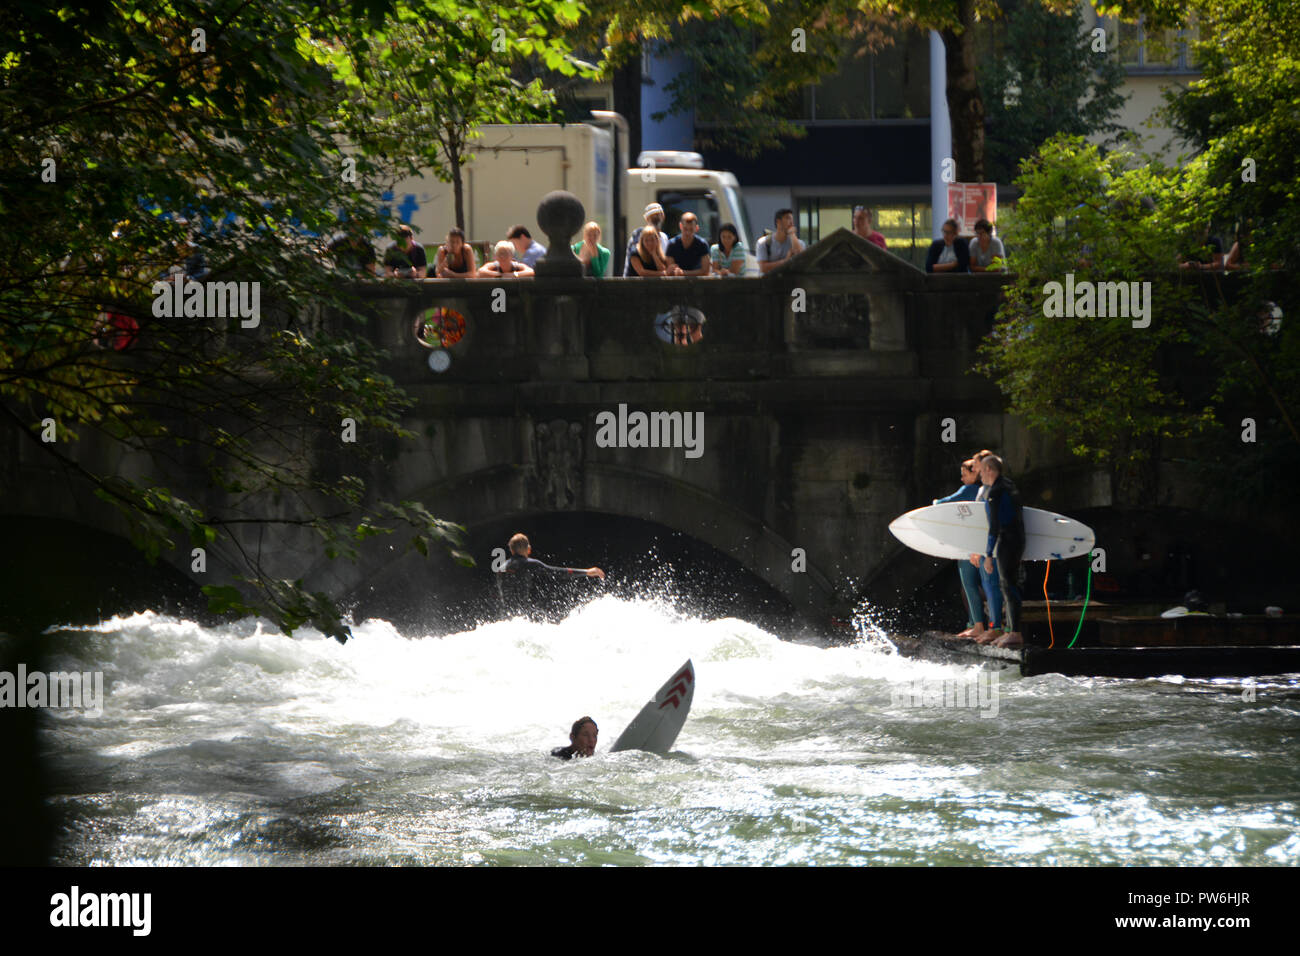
[572,221,611,278]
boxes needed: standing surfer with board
[496,533,605,616]
[973,455,1025,648]
[934,456,991,640]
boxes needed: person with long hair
[628,227,680,276]
[434,227,477,277]
[710,222,747,276]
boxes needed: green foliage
[979,0,1131,185]
[0,0,587,641]
[978,125,1298,487]
[978,137,1204,464]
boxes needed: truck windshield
[723,185,755,251]
[657,191,720,245]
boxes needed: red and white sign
[946,183,997,236]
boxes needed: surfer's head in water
[550,717,598,760]
[569,717,598,757]
[509,533,531,556]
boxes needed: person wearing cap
[623,203,672,276]
[852,206,887,250]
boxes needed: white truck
[381,113,757,275]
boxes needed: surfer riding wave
[496,533,604,616]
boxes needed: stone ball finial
[534,190,586,277]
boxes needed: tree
[0,0,586,640]
[336,15,576,232]
[649,10,893,159]
[979,0,1131,185]
[978,133,1297,503]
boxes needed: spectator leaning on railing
[628,228,678,276]
[968,219,1005,273]
[383,224,427,278]
[756,208,804,274]
[433,227,476,278]
[623,203,671,276]
[710,222,746,276]
[507,225,547,268]
[665,212,711,276]
[479,240,534,277]
[852,206,887,250]
[925,218,970,273]
[572,221,611,277]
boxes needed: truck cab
[626,151,758,275]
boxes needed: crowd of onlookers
[333,201,998,280]
[328,204,1016,280]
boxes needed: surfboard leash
[1044,559,1055,648]
[1067,559,1093,649]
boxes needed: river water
[35,597,1300,865]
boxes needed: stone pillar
[534,190,585,277]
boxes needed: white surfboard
[889,501,1094,562]
[610,659,695,754]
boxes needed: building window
[1112,16,1200,73]
[794,29,930,122]
[796,198,933,268]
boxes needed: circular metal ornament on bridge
[414,305,467,349]
[427,349,451,373]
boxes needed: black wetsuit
[550,745,578,760]
[496,554,588,615]
[985,475,1025,632]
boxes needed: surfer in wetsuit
[935,455,988,640]
[551,716,598,760]
[974,455,1025,648]
[496,533,605,616]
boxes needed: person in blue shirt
[972,455,1025,647]
[934,457,988,640]
[506,225,547,268]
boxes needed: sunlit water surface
[36,597,1300,865]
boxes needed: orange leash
[1044,559,1055,648]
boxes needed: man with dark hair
[756,208,804,273]
[328,221,377,277]
[968,218,1005,273]
[974,455,1025,647]
[665,212,711,276]
[551,716,598,760]
[382,223,427,278]
[496,533,604,615]
[506,225,547,268]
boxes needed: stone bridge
[319,228,1080,626]
[4,229,1124,631]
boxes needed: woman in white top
[478,239,534,277]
